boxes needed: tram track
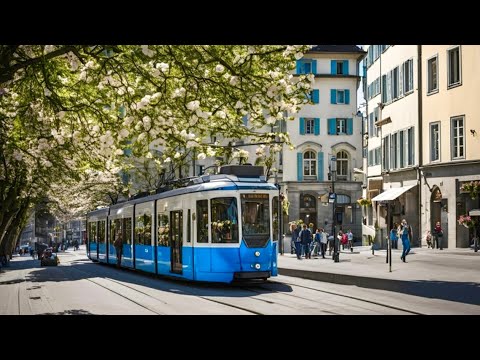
[65,261,261,315]
[239,278,423,315]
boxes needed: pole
[278,184,283,255]
[330,158,339,263]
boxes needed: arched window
[336,150,349,180]
[303,151,317,177]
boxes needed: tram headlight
[254,251,260,257]
[254,263,261,270]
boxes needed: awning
[371,184,417,202]
[469,209,480,216]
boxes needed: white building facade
[282,45,365,241]
[365,45,421,247]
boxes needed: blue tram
[86,165,280,283]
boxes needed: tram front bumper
[233,271,270,279]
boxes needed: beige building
[420,45,480,248]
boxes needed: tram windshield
[241,193,270,247]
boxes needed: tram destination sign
[242,194,269,199]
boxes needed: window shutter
[328,118,336,135]
[314,118,320,135]
[312,60,317,74]
[312,89,319,104]
[330,89,337,104]
[317,152,324,181]
[331,60,336,75]
[345,89,350,104]
[344,60,349,75]
[296,60,303,74]
[346,118,353,135]
[299,117,305,135]
[297,153,303,181]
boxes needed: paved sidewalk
[277,246,480,305]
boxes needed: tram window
[98,221,106,243]
[88,222,97,243]
[241,194,270,239]
[135,214,152,245]
[196,200,209,243]
[123,218,132,244]
[211,197,239,244]
[135,215,144,245]
[157,213,170,246]
[187,209,191,243]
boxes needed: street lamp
[329,156,339,262]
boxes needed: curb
[278,267,406,292]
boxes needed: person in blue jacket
[399,219,412,262]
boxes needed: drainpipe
[416,45,423,247]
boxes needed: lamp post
[330,156,339,262]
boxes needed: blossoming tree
[0,45,313,256]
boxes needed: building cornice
[420,159,480,169]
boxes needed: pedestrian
[425,230,432,249]
[320,228,328,258]
[314,229,322,256]
[432,221,443,250]
[347,229,354,252]
[399,219,411,262]
[113,230,123,267]
[390,224,398,249]
[290,223,302,259]
[299,224,312,259]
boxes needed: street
[0,247,479,315]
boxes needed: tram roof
[108,173,277,210]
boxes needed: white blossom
[234,100,244,109]
[187,100,200,111]
[156,62,169,72]
[215,64,224,73]
[114,149,124,156]
[229,76,239,86]
[44,88,52,97]
[197,152,206,160]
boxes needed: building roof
[308,45,366,54]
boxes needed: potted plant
[458,215,477,228]
[460,181,480,200]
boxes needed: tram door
[170,211,183,274]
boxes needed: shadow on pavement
[4,255,293,299]
[279,268,480,306]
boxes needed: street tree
[0,45,313,256]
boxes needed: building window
[451,116,465,159]
[403,59,414,94]
[448,46,461,88]
[427,55,438,94]
[300,194,316,208]
[305,118,315,134]
[407,127,414,166]
[296,59,316,74]
[336,118,346,135]
[303,151,317,177]
[336,151,349,180]
[336,90,345,104]
[335,60,348,75]
[430,122,440,162]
